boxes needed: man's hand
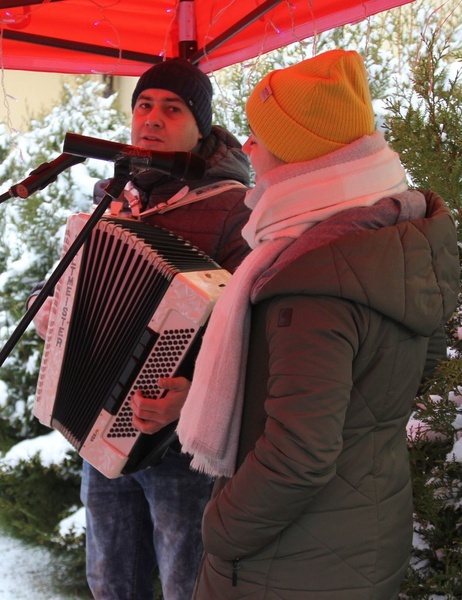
[130,376,191,435]
[28,295,53,340]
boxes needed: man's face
[131,88,202,153]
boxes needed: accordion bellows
[34,213,230,478]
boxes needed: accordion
[34,213,230,478]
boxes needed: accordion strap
[139,180,248,218]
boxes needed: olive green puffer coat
[193,191,459,600]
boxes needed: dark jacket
[95,125,251,272]
[193,191,459,600]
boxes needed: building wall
[0,70,136,133]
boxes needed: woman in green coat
[177,49,460,599]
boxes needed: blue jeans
[80,450,213,600]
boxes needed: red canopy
[0,0,415,75]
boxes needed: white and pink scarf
[176,132,408,478]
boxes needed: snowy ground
[0,431,89,598]
[0,530,88,599]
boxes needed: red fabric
[0,0,415,75]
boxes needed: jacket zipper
[232,558,240,586]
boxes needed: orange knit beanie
[246,49,375,163]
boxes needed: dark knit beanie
[131,58,213,137]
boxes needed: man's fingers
[157,376,191,391]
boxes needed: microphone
[63,133,208,181]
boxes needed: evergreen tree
[0,77,129,595]
[0,76,130,440]
[0,1,460,596]
[384,21,462,599]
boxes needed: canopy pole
[178,0,198,58]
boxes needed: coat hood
[253,191,459,337]
[196,125,250,186]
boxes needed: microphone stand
[0,153,86,204]
[0,157,132,369]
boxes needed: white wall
[0,70,136,133]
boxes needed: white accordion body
[34,213,230,478]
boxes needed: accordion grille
[49,215,220,447]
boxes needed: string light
[162,0,179,60]
[0,5,27,138]
[268,20,281,34]
[0,0,56,27]
[0,7,31,28]
[90,0,122,8]
[87,0,122,74]
[0,30,21,155]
